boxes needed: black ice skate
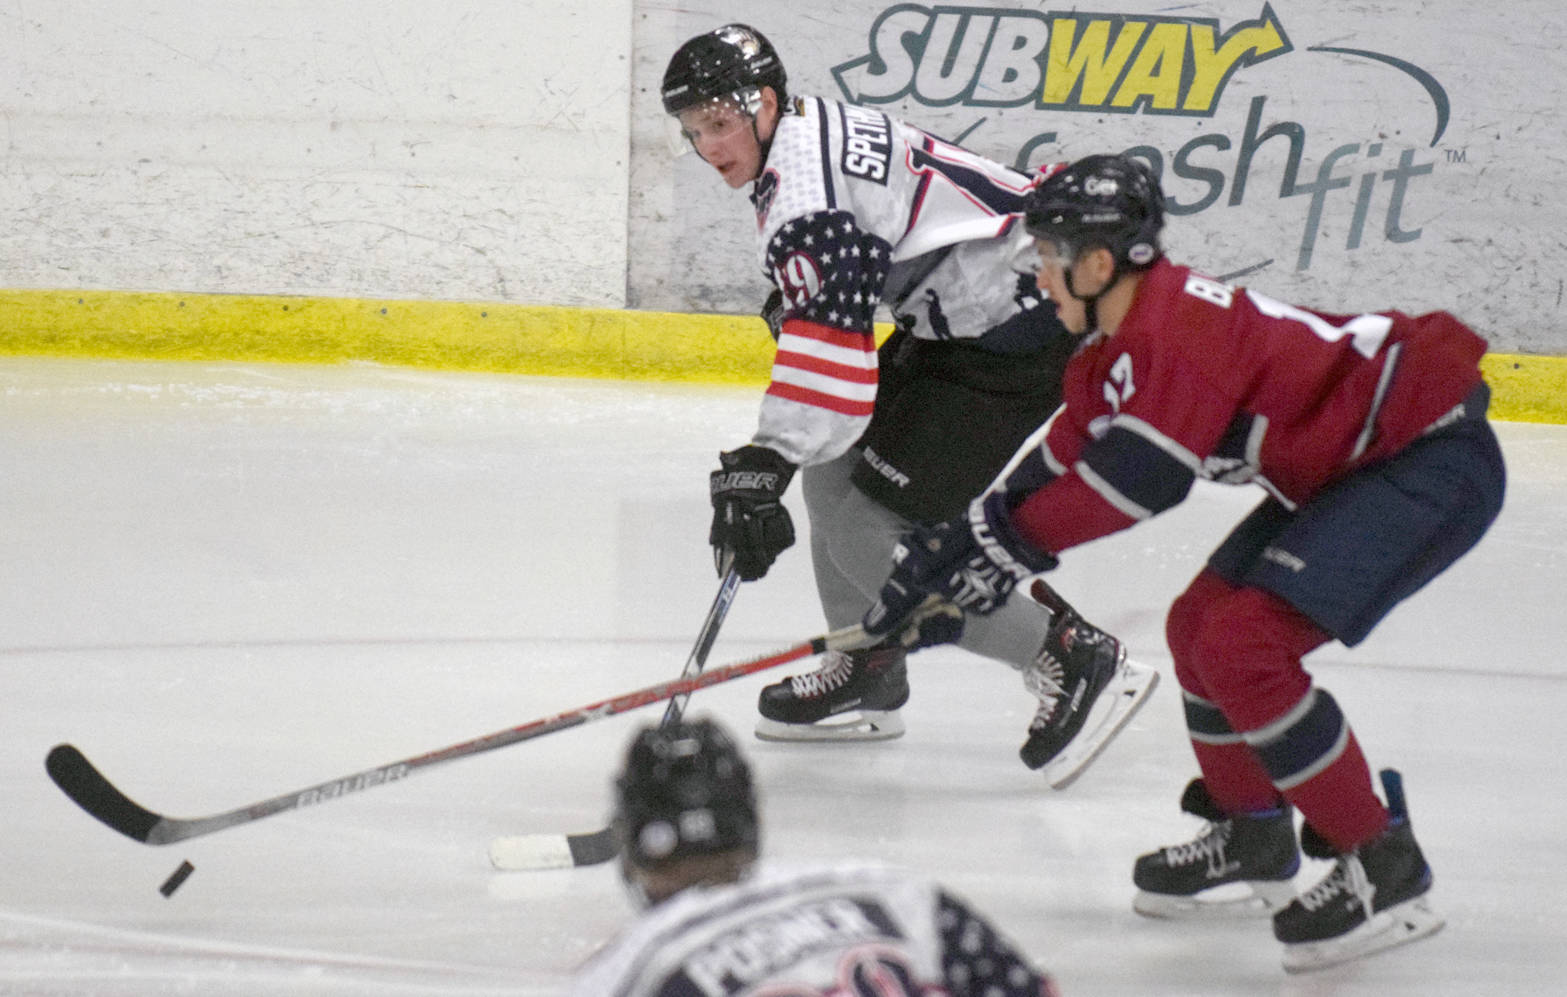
[1132,779,1301,918]
[1019,585,1158,788]
[754,641,909,742]
[1274,769,1444,973]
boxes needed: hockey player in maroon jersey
[661,24,1155,782]
[862,153,1505,972]
[566,716,1062,996]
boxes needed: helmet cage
[666,91,764,157]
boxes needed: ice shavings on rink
[2,357,1564,995]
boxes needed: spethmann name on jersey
[840,104,892,184]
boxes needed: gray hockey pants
[801,447,1054,671]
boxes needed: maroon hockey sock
[1191,739,1285,815]
[1282,730,1390,851]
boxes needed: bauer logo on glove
[708,445,798,582]
[711,469,786,494]
[863,492,1059,640]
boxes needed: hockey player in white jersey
[661,23,1156,782]
[566,717,1063,997]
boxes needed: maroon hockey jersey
[1008,258,1488,554]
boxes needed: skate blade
[1281,895,1445,973]
[1134,879,1297,920]
[1038,659,1159,789]
[754,709,905,743]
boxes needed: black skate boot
[1018,587,1157,787]
[1274,769,1444,973]
[1132,778,1301,918]
[754,640,909,742]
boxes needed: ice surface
[2,357,1563,995]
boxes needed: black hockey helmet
[661,24,787,116]
[614,717,759,869]
[1024,154,1165,270]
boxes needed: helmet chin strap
[741,87,775,181]
[1062,259,1115,332]
[751,119,772,179]
[749,104,780,181]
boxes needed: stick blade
[567,828,619,866]
[489,827,618,871]
[45,744,164,844]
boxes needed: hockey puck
[159,860,195,897]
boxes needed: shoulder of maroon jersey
[1127,258,1243,328]
[1140,257,1197,299]
[1117,260,1262,418]
[1104,259,1232,381]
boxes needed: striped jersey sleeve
[754,209,891,465]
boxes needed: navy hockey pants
[1207,383,1506,647]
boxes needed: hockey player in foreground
[662,23,1156,781]
[862,153,1506,972]
[565,716,1063,996]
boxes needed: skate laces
[1023,655,1067,728]
[789,651,855,699]
[1298,854,1373,914]
[1163,821,1234,875]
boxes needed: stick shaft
[492,564,743,871]
[47,624,866,846]
[663,563,741,725]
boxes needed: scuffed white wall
[4,2,1565,356]
[628,2,1567,356]
[0,1,631,307]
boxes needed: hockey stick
[44,621,869,847]
[664,556,742,726]
[490,561,743,870]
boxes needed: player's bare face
[678,99,763,188]
[1035,243,1091,334]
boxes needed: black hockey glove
[863,491,1058,641]
[709,445,797,581]
[760,288,787,342]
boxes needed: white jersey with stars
[566,859,1058,997]
[747,95,1044,467]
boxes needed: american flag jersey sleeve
[747,96,1037,467]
